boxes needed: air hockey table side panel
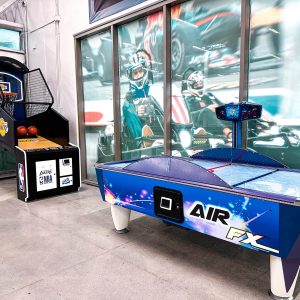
[280,203,300,260]
[97,168,281,256]
[97,169,105,200]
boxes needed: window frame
[0,21,23,53]
[75,0,251,182]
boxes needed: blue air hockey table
[96,103,300,299]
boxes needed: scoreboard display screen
[216,102,262,121]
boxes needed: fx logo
[226,227,279,254]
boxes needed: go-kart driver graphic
[122,50,232,152]
[181,69,232,140]
[122,50,156,149]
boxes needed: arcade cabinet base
[15,145,80,201]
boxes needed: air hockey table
[95,103,300,299]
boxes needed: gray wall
[25,0,89,144]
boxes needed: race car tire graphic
[171,35,185,76]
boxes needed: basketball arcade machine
[0,63,80,201]
[96,102,300,299]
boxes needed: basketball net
[0,92,17,116]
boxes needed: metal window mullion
[163,4,171,156]
[111,24,121,160]
[75,37,87,180]
[239,0,251,148]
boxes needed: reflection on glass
[0,28,21,51]
[0,147,15,175]
[171,0,240,157]
[249,0,300,169]
[81,31,114,181]
[119,12,164,160]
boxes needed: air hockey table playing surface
[193,159,300,200]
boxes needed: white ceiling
[0,0,9,5]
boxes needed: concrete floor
[0,178,299,300]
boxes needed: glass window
[119,12,164,160]
[81,31,114,181]
[0,28,21,51]
[0,147,15,176]
[248,0,300,168]
[171,0,241,156]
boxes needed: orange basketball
[28,126,38,135]
[17,126,28,136]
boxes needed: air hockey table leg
[269,255,300,300]
[111,205,131,233]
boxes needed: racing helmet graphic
[182,70,205,97]
[187,71,205,96]
[127,53,149,90]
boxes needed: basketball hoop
[0,92,17,116]
[1,92,17,102]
